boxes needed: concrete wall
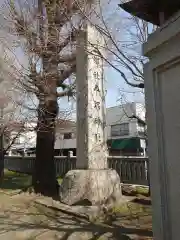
[54,139,76,150]
[55,123,76,149]
[143,11,180,240]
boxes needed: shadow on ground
[0,170,62,191]
[0,194,153,240]
[0,171,152,239]
[0,170,32,191]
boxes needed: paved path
[0,193,152,240]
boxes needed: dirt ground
[0,191,152,240]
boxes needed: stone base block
[59,169,122,206]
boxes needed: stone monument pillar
[143,11,180,240]
[59,23,122,206]
[76,23,107,170]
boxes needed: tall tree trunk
[32,99,58,197]
[32,0,61,197]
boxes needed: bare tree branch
[81,1,156,89]
[57,53,76,64]
[58,64,76,85]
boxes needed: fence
[4,155,149,186]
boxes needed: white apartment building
[106,102,145,139]
[8,122,37,156]
[54,119,76,156]
[8,119,76,156]
[54,102,146,156]
[8,102,146,156]
[106,102,146,156]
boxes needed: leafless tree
[0,48,30,181]
[0,0,95,196]
[79,0,157,90]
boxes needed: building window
[63,133,72,139]
[111,123,129,136]
[137,122,145,137]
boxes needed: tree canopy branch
[57,64,76,86]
